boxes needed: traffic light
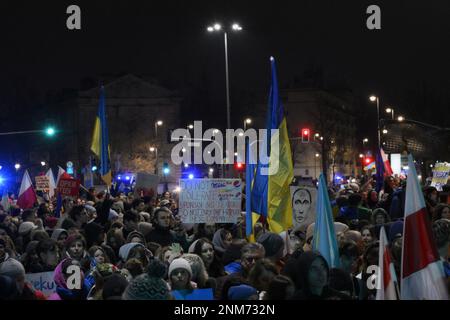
[234,162,245,171]
[44,126,56,137]
[163,162,170,175]
[301,128,310,143]
[363,156,374,165]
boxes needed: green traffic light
[45,127,56,136]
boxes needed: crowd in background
[0,174,449,300]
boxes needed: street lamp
[154,120,163,138]
[398,116,405,122]
[382,129,388,134]
[244,118,252,130]
[40,161,46,167]
[359,154,364,158]
[369,95,381,149]
[207,22,243,129]
[363,138,369,144]
[188,124,194,130]
[149,147,158,174]
[386,108,394,120]
[15,163,21,170]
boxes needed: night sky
[1,0,450,130]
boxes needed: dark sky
[1,0,450,126]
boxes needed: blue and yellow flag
[313,174,340,268]
[90,86,112,186]
[249,57,294,234]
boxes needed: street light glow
[209,168,214,173]
[45,127,56,136]
[232,23,242,31]
[359,154,364,158]
[363,138,369,143]
[382,129,388,134]
[314,133,320,137]
[369,95,377,102]
[238,132,244,137]
[15,163,21,170]
[386,108,392,113]
[213,23,222,31]
[188,124,194,129]
[156,120,163,126]
[245,118,252,124]
[149,147,155,152]
[315,153,320,158]
[40,161,46,166]
[398,116,404,122]
[207,26,214,32]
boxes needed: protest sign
[290,185,317,230]
[35,175,50,191]
[431,162,450,191]
[25,272,56,297]
[171,288,214,300]
[57,178,80,197]
[178,179,242,223]
[134,172,159,197]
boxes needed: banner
[178,179,242,223]
[57,178,80,197]
[35,176,50,191]
[25,272,56,297]
[431,162,450,191]
[290,185,317,230]
[134,172,158,197]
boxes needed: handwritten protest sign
[179,179,242,223]
[431,163,450,191]
[35,176,50,191]
[25,272,56,297]
[57,178,80,196]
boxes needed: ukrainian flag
[91,86,112,186]
[247,57,294,236]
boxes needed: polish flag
[45,168,56,198]
[401,154,449,300]
[17,170,37,209]
[376,226,399,300]
[380,148,393,176]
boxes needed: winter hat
[119,243,144,262]
[108,209,119,221]
[126,231,146,245]
[122,259,171,300]
[388,220,404,242]
[168,258,192,279]
[102,273,128,300]
[85,201,95,207]
[137,222,153,238]
[228,284,258,300]
[84,205,96,214]
[159,200,171,207]
[257,232,284,258]
[18,221,37,236]
[0,258,26,279]
[51,229,68,241]
[45,216,58,229]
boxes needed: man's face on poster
[292,189,312,225]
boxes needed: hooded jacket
[47,259,89,300]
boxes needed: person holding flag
[376,226,399,300]
[91,86,112,187]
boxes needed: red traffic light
[235,162,245,171]
[364,157,373,165]
[301,128,310,143]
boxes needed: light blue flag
[313,174,340,268]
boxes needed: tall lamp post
[154,120,163,138]
[244,118,252,131]
[149,147,158,175]
[369,95,381,150]
[207,22,243,129]
[386,107,394,120]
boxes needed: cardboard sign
[431,163,450,191]
[57,178,80,196]
[25,272,56,297]
[290,185,317,230]
[178,179,242,224]
[35,176,50,191]
[171,288,214,300]
[134,172,159,197]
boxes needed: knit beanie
[0,258,26,279]
[168,258,192,279]
[138,222,153,238]
[257,232,284,258]
[18,221,37,236]
[388,220,404,242]
[228,284,258,300]
[122,259,170,300]
[102,273,128,300]
[109,209,119,221]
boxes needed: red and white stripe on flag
[380,148,393,176]
[17,170,37,209]
[401,154,448,300]
[376,226,399,300]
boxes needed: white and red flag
[17,170,37,209]
[401,154,448,300]
[56,166,72,186]
[380,148,393,176]
[376,226,399,300]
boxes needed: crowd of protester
[0,175,449,300]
